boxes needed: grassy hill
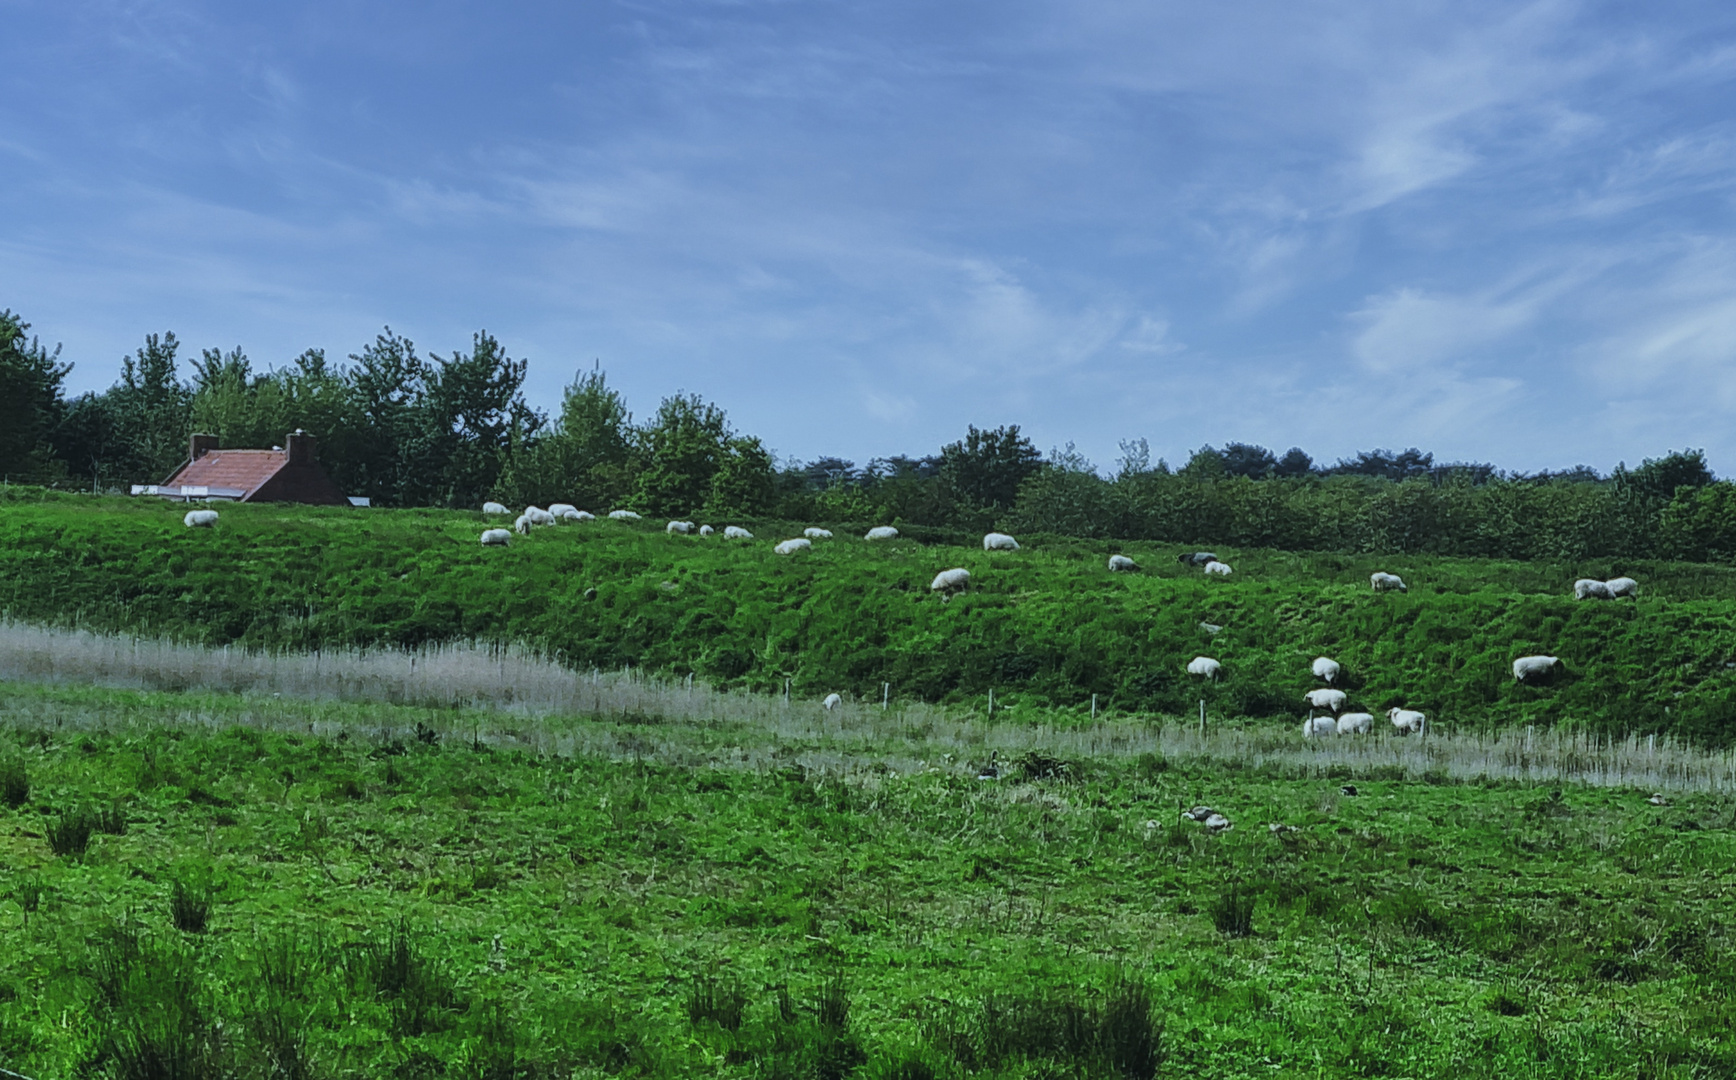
[6,488,1736,742]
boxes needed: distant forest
[6,308,1736,562]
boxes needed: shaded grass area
[7,494,1736,742]
[2,686,1736,1077]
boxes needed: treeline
[7,308,1736,561]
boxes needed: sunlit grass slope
[5,488,1736,741]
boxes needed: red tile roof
[169,449,289,494]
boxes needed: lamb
[482,502,509,515]
[514,514,532,535]
[1177,551,1218,567]
[479,528,511,546]
[1311,657,1341,684]
[548,503,577,518]
[1186,656,1221,679]
[1370,572,1407,593]
[930,568,971,595]
[1606,576,1639,598]
[667,521,695,534]
[983,532,1020,552]
[1108,554,1138,572]
[1304,688,1347,712]
[523,507,556,526]
[1388,707,1427,735]
[803,527,834,540]
[1334,712,1373,735]
[724,526,753,540]
[1512,655,1562,683]
[774,538,812,555]
[698,525,714,536]
[1203,813,1233,833]
[563,510,595,522]
[865,526,899,540]
[1181,805,1218,822]
[1203,560,1233,576]
[823,693,842,710]
[1574,578,1614,600]
[608,510,642,521]
[183,509,219,528]
[1301,716,1336,737]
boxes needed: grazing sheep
[1648,793,1668,806]
[608,510,642,521]
[479,528,511,546]
[1606,576,1639,598]
[1268,822,1300,834]
[1186,656,1221,679]
[698,525,714,536]
[1334,712,1373,735]
[983,532,1020,552]
[523,507,556,526]
[514,514,532,535]
[183,509,219,528]
[548,503,577,518]
[1574,578,1614,600]
[667,520,694,534]
[774,538,812,555]
[1203,813,1233,833]
[724,526,754,540]
[930,567,971,595]
[865,526,899,540]
[823,693,842,710]
[1203,560,1233,576]
[1301,716,1336,737]
[1311,657,1341,684]
[1513,655,1562,683]
[1388,707,1426,735]
[803,527,834,540]
[563,509,595,522]
[1371,572,1407,593]
[1108,554,1138,572]
[1182,805,1217,822]
[1177,551,1219,567]
[482,501,509,515]
[1304,688,1347,712]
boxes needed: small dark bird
[1340,785,1358,797]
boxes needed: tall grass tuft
[169,877,213,934]
[14,874,43,927]
[46,806,97,856]
[346,919,460,1037]
[1210,883,1256,938]
[0,758,27,808]
[88,927,227,1080]
[685,975,748,1031]
[922,978,1164,1077]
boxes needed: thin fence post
[882,682,889,711]
[988,687,994,719]
[1199,698,1205,735]
[1091,694,1097,720]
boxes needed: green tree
[424,331,543,508]
[939,424,1042,518]
[708,435,776,516]
[0,310,71,482]
[498,364,635,510]
[633,393,731,515]
[346,328,431,506]
[107,332,192,482]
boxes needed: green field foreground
[6,489,1736,743]
[3,680,1736,1078]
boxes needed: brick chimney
[286,429,314,466]
[190,434,218,461]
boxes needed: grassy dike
[2,681,1735,1078]
[5,488,1736,742]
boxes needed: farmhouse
[142,431,350,505]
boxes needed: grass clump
[1209,882,1256,938]
[46,806,97,856]
[924,977,1162,1078]
[0,758,27,808]
[169,877,213,934]
[685,975,748,1031]
[345,919,460,1037]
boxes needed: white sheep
[698,525,714,536]
[524,507,556,526]
[1304,688,1347,712]
[667,520,694,534]
[1371,572,1407,592]
[983,532,1020,552]
[1388,707,1426,735]
[479,528,511,546]
[1334,712,1373,735]
[1203,813,1233,833]
[1203,560,1233,576]
[1181,805,1218,822]
[1301,716,1336,737]
[865,526,899,540]
[548,503,577,518]
[1186,656,1221,679]
[482,501,509,515]
[1512,655,1562,683]
[608,510,642,521]
[563,509,595,522]
[514,514,532,535]
[1606,576,1639,598]
[930,567,971,595]
[1574,578,1613,600]
[183,509,219,528]
[803,527,834,540]
[1108,554,1138,572]
[1311,657,1341,684]
[774,538,812,555]
[724,525,753,540]
[1177,551,1218,567]
[822,693,842,710]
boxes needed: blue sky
[6,1,1736,474]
